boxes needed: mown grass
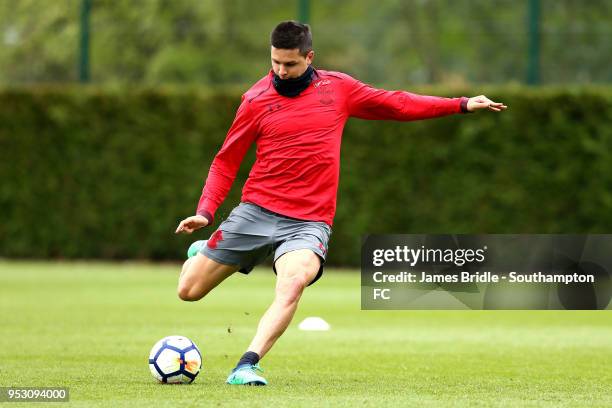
[0,261,610,407]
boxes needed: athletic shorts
[200,202,332,286]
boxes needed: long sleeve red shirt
[196,69,468,226]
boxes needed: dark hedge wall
[1,86,611,266]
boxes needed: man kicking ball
[175,20,506,386]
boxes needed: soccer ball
[148,335,202,384]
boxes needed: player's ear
[306,50,314,64]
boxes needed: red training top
[196,69,468,226]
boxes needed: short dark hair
[270,21,312,56]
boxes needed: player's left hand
[467,95,507,112]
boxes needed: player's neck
[272,65,315,97]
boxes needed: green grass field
[1,261,611,407]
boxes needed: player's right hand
[175,215,209,234]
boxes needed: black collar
[272,66,315,97]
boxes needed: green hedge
[1,86,611,266]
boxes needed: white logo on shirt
[314,79,331,88]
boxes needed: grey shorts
[200,202,332,285]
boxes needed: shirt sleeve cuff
[460,97,472,113]
[196,210,214,225]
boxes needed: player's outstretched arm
[175,215,209,234]
[344,74,507,121]
[466,95,507,112]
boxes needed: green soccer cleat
[226,364,267,386]
[187,240,207,259]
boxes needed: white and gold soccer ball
[148,335,202,384]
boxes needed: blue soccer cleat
[187,240,207,259]
[226,364,267,386]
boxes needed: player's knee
[296,254,319,273]
[177,286,194,301]
[275,275,308,306]
[177,283,204,302]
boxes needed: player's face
[271,47,314,79]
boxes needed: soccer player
[175,21,506,386]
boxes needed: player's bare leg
[249,249,319,357]
[227,249,319,385]
[177,254,238,301]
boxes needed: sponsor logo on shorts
[207,230,224,249]
[318,242,327,254]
